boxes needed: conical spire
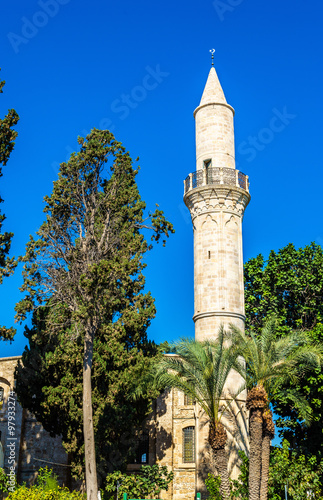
[199,66,227,106]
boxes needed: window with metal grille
[184,394,194,405]
[182,426,195,463]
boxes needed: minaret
[184,63,250,341]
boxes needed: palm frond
[230,316,322,420]
[154,331,243,425]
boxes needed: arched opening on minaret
[204,159,212,184]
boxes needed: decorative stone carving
[184,184,250,221]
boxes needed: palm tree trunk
[248,407,263,500]
[246,385,268,500]
[83,326,98,500]
[260,409,275,500]
[209,421,231,500]
[213,447,231,500]
[260,433,270,500]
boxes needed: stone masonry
[0,356,69,486]
[153,65,250,500]
[0,65,250,500]
[185,66,250,340]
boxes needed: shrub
[7,467,85,500]
[205,474,222,500]
[268,440,323,500]
[231,451,248,500]
[205,442,323,500]
[0,467,10,493]
[7,487,85,499]
[37,467,60,492]
[105,464,173,499]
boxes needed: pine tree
[15,129,174,499]
[15,303,162,483]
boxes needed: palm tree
[230,317,322,500]
[154,329,244,500]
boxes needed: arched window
[204,159,212,183]
[182,426,195,463]
[184,394,194,405]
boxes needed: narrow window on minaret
[208,251,211,259]
[204,159,211,184]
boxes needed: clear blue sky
[0,0,322,357]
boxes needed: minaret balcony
[184,167,249,195]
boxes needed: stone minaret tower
[184,65,250,341]
[152,64,250,500]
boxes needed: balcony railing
[184,167,249,194]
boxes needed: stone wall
[153,381,248,500]
[154,381,218,500]
[0,356,69,486]
[18,410,69,486]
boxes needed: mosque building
[0,60,250,497]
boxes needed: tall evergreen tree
[15,129,174,499]
[0,71,19,339]
[15,303,162,483]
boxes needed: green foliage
[0,75,19,169]
[220,444,323,500]
[231,451,249,500]
[0,70,19,340]
[205,474,222,500]
[244,242,323,333]
[268,440,323,500]
[14,129,173,482]
[231,316,320,500]
[231,317,321,417]
[15,306,162,480]
[37,467,60,492]
[105,465,173,498]
[274,322,323,458]
[7,485,85,499]
[154,331,243,426]
[244,243,323,457]
[7,467,85,499]
[15,128,174,324]
[0,467,10,492]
